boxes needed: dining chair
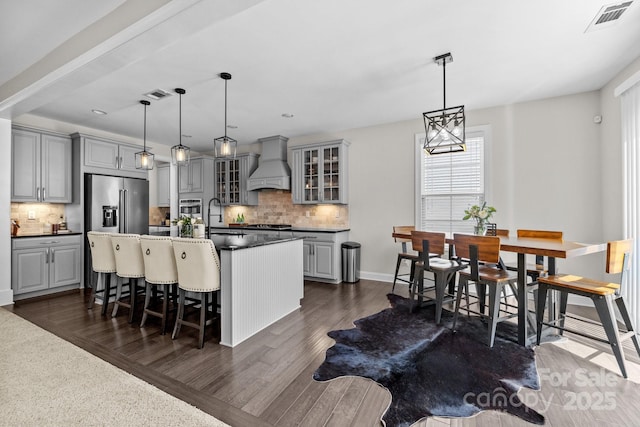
[409,231,467,323]
[536,239,640,378]
[110,233,145,323]
[139,235,178,334]
[392,225,418,293]
[452,233,519,347]
[86,231,117,316]
[171,237,221,349]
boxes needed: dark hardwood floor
[7,279,640,427]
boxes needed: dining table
[392,231,607,346]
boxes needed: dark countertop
[209,225,350,233]
[209,233,303,250]
[11,231,83,239]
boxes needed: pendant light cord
[143,102,147,151]
[179,91,182,147]
[224,79,228,139]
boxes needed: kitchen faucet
[206,197,223,239]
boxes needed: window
[415,127,489,235]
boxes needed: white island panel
[219,239,303,347]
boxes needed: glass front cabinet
[292,139,349,204]
[214,153,259,206]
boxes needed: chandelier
[135,100,154,170]
[214,72,237,158]
[422,52,466,155]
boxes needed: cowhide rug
[313,293,544,426]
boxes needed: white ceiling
[2,0,640,153]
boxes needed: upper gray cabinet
[11,127,72,203]
[178,157,206,193]
[157,163,170,207]
[291,139,349,204]
[73,133,147,179]
[214,153,259,206]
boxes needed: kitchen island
[211,232,304,347]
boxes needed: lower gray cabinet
[12,235,82,297]
[294,231,349,284]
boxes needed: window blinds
[420,133,485,235]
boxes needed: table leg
[517,252,527,346]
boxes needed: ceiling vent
[143,89,172,100]
[585,1,633,32]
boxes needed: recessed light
[281,113,294,118]
[92,109,107,115]
[182,134,192,138]
[227,124,238,129]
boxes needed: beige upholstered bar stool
[171,237,221,349]
[139,235,178,334]
[86,231,117,316]
[110,233,145,323]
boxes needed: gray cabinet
[11,127,72,203]
[293,230,349,283]
[12,235,82,298]
[292,139,349,204]
[157,163,170,207]
[214,153,259,206]
[179,157,206,193]
[74,133,147,179]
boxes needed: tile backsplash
[11,203,66,235]
[224,190,349,228]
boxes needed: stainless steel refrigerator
[84,174,149,286]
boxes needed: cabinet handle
[45,248,49,264]
[42,187,46,201]
[51,249,55,263]
[120,156,123,169]
[36,187,40,201]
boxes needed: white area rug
[0,308,228,426]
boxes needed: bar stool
[110,233,145,323]
[537,239,640,378]
[86,231,116,316]
[139,235,178,334]
[171,237,221,349]
[392,225,418,293]
[452,233,519,347]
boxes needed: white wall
[289,90,608,281]
[1,118,13,305]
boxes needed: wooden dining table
[392,231,607,346]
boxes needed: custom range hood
[247,135,291,191]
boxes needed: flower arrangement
[463,201,496,235]
[173,215,193,237]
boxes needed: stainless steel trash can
[341,241,361,283]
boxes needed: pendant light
[422,52,466,155]
[135,100,155,170]
[171,88,191,165]
[214,72,237,158]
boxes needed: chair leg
[409,263,423,313]
[160,285,169,335]
[88,272,102,309]
[101,273,114,316]
[140,282,153,327]
[112,276,123,318]
[172,289,186,340]
[452,277,467,330]
[127,278,141,324]
[593,295,628,378]
[198,292,208,349]
[487,283,502,348]
[392,255,403,292]
[615,296,640,358]
[536,284,549,345]
[557,290,568,335]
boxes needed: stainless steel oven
[178,198,202,218]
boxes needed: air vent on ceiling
[143,89,172,100]
[585,1,633,32]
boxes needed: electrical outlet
[305,211,310,217]
[28,211,36,220]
